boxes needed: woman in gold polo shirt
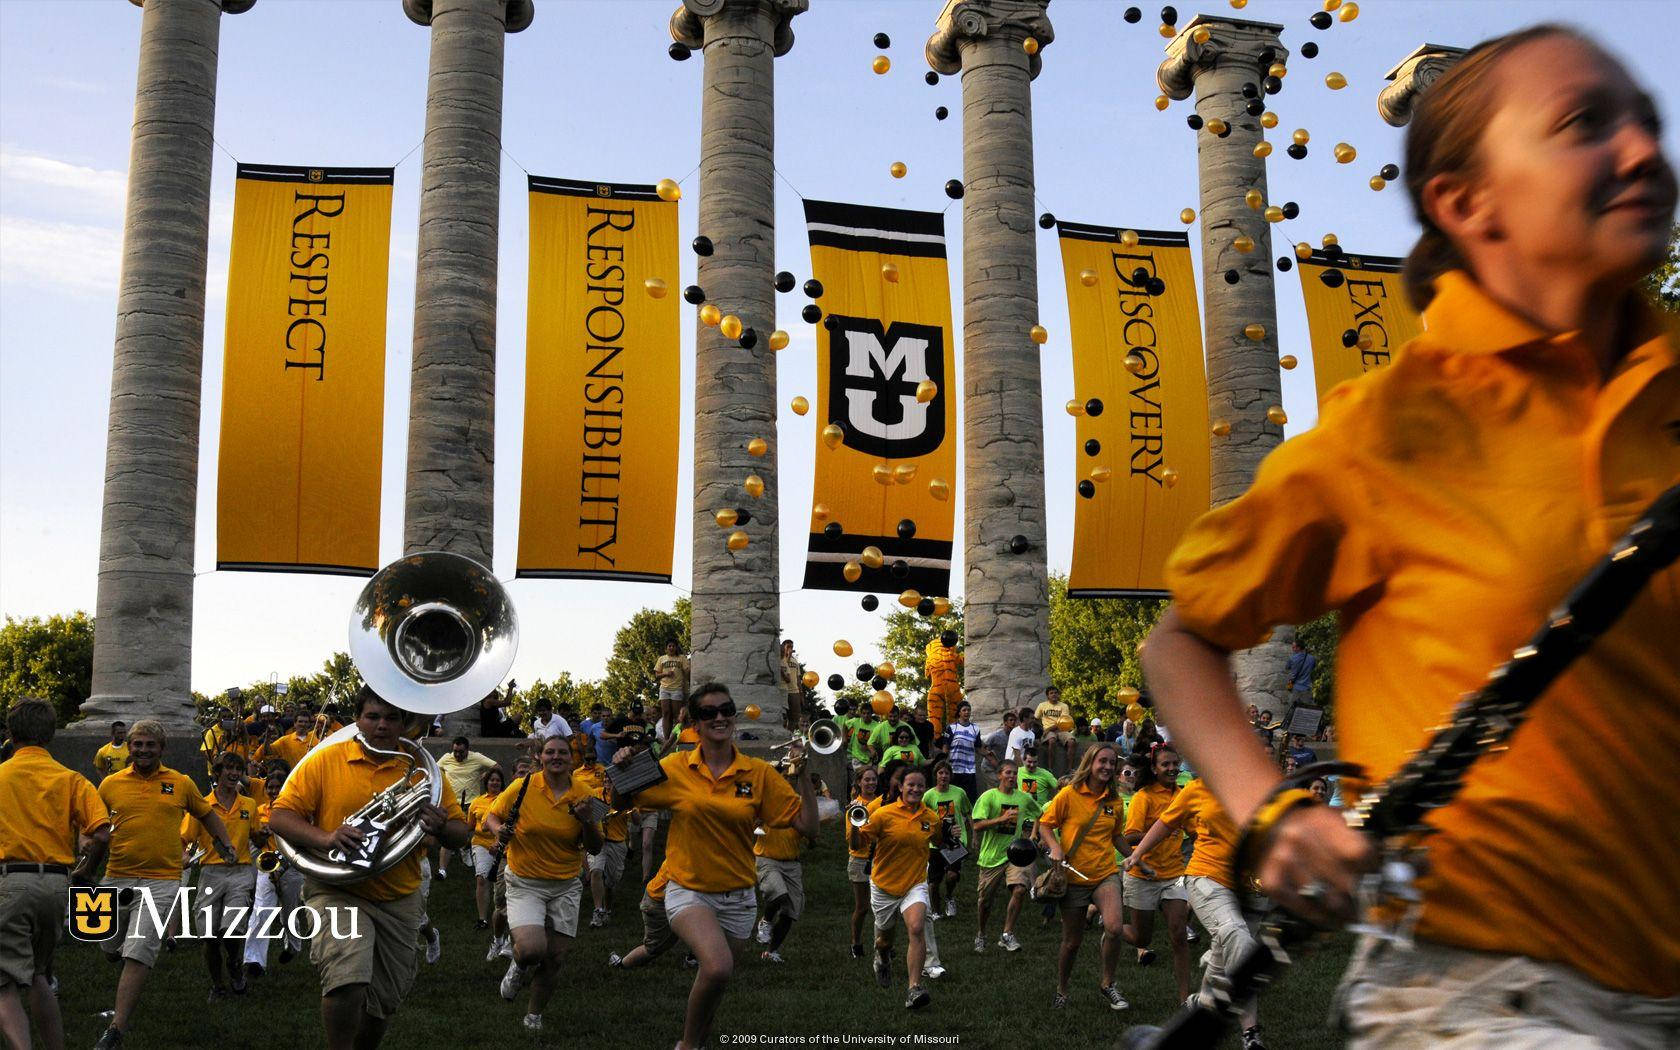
[1142,25,1679,1049]
[613,683,819,1050]
[859,767,942,1010]
[483,735,602,1034]
[1120,743,1190,999]
[844,766,881,960]
[466,767,506,944]
[1038,741,1132,1012]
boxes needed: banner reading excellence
[517,177,679,582]
[1297,249,1423,407]
[802,199,956,596]
[217,163,393,574]
[1058,222,1209,598]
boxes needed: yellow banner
[1297,250,1423,406]
[1059,223,1209,598]
[802,199,956,595]
[517,177,680,582]
[217,164,393,574]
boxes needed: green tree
[315,651,363,709]
[0,612,95,725]
[1046,575,1167,725]
[876,601,964,703]
[1641,223,1680,312]
[600,598,691,711]
[508,673,606,733]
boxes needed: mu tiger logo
[825,316,945,459]
[68,886,120,941]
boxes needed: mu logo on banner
[825,316,945,459]
[69,886,120,941]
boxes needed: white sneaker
[1100,984,1130,1011]
[973,934,986,954]
[499,937,513,960]
[922,964,947,980]
[998,932,1022,952]
[499,960,524,1001]
[425,928,441,965]
[760,950,784,963]
[944,899,957,918]
[756,919,772,944]
[485,937,500,962]
[522,1013,543,1032]
[607,952,624,968]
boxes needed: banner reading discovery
[1058,222,1209,598]
[802,199,956,596]
[1297,249,1423,407]
[217,164,393,574]
[517,177,679,582]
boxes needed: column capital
[128,0,256,10]
[1156,14,1286,101]
[1379,43,1466,127]
[926,0,1053,79]
[403,0,534,33]
[670,0,807,58]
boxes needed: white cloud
[0,147,127,216]
[0,215,121,294]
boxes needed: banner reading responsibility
[1297,249,1423,407]
[1058,222,1209,598]
[217,163,393,574]
[802,199,956,596]
[517,177,680,582]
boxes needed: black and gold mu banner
[1297,250,1423,407]
[517,177,680,582]
[218,163,393,574]
[1058,222,1209,598]
[803,199,956,595]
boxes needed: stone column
[84,0,253,728]
[672,0,804,737]
[1378,44,1465,127]
[927,0,1054,728]
[1158,15,1293,709]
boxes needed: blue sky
[3,0,1677,695]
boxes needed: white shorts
[870,881,931,931]
[503,871,581,936]
[471,845,497,879]
[664,883,757,941]
[1124,873,1189,911]
[587,839,628,887]
[659,687,685,703]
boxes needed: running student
[181,751,259,1001]
[844,767,882,959]
[1038,742,1132,1012]
[922,760,972,921]
[1121,744,1190,1002]
[466,767,507,945]
[608,863,679,970]
[970,760,1039,954]
[859,769,944,1010]
[943,701,982,800]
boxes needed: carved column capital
[671,0,806,57]
[1156,14,1286,101]
[925,0,1053,79]
[1379,43,1466,127]
[404,0,534,33]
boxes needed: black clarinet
[488,773,536,883]
[1124,482,1680,1050]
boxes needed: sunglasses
[695,702,737,722]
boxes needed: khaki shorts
[1124,872,1188,911]
[665,884,756,941]
[303,882,423,1020]
[755,857,805,921]
[870,881,930,931]
[1188,875,1252,995]
[471,845,497,879]
[0,871,67,987]
[504,871,581,936]
[640,891,676,957]
[976,862,1032,905]
[494,867,507,911]
[846,854,871,884]
[100,876,181,968]
[1336,936,1680,1050]
[1063,871,1123,914]
[588,839,628,887]
[1042,729,1073,746]
[194,865,255,938]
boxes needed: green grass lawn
[47,835,1352,1049]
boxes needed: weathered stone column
[927,0,1053,728]
[84,0,253,728]
[672,0,804,736]
[1378,43,1465,127]
[1158,16,1293,709]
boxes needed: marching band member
[844,766,881,959]
[181,752,259,1001]
[482,734,602,1034]
[92,719,234,1050]
[859,768,943,1009]
[608,861,679,970]
[1121,743,1190,999]
[436,736,498,882]
[244,764,304,981]
[267,687,469,1050]
[93,720,130,778]
[752,781,811,963]
[611,683,818,1050]
[1144,25,1680,1047]
[1038,742,1132,1012]
[970,759,1039,954]
[0,697,109,1050]
[922,760,971,921]
[467,767,507,940]
[572,746,630,929]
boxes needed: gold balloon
[1205,118,1228,136]
[893,463,916,484]
[1180,207,1196,224]
[1079,268,1099,286]
[1245,188,1264,210]
[1254,141,1273,158]
[872,55,891,74]
[1325,71,1347,90]
[644,277,669,298]
[1269,63,1287,79]
[1023,36,1040,55]
[790,395,809,416]
[1029,324,1049,344]
[860,546,884,570]
[743,703,762,720]
[1211,419,1232,437]
[834,639,854,657]
[1279,354,1298,370]
[1231,0,1247,8]
[1334,143,1357,164]
[1090,465,1113,483]
[1162,467,1180,489]
[715,508,739,528]
[699,303,721,327]
[1233,235,1255,254]
[769,329,790,351]
[929,478,950,501]
[1264,205,1284,223]
[915,379,937,403]
[1339,1,1358,21]
[876,659,898,678]
[1192,26,1211,44]
[1260,111,1278,129]
[1120,229,1140,247]
[896,590,919,610]
[881,261,900,283]
[1357,333,1374,351]
[889,161,907,179]
[1056,714,1075,732]
[871,463,893,485]
[870,691,893,716]
[1066,399,1086,417]
[1158,22,1175,39]
[1324,0,1342,10]
[801,670,819,689]
[821,423,844,449]
[1322,233,1340,248]
[1154,95,1170,112]
[1292,128,1310,145]
[1266,405,1288,425]
[1124,353,1147,375]
[743,474,764,499]
[747,437,768,457]
[1295,242,1313,260]
[1244,323,1267,341]
[843,561,862,583]
[1369,175,1387,192]
[932,597,951,616]
[727,530,749,551]
[720,314,743,339]
[811,503,829,521]
[1117,685,1141,704]
[656,178,682,203]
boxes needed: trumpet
[846,801,871,829]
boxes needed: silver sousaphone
[275,552,518,884]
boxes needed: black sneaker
[1137,949,1157,967]
[243,962,263,982]
[229,969,247,994]
[94,1027,124,1050]
[1243,1026,1267,1050]
[850,943,864,960]
[474,919,489,930]
[905,985,930,1010]
[278,944,297,965]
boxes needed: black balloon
[1264,76,1283,95]
[944,179,964,200]
[1161,6,1177,25]
[1320,268,1345,289]
[1124,7,1142,24]
[1132,266,1151,284]
[1186,114,1204,130]
[857,664,875,682]
[1282,201,1300,219]
[1300,41,1319,59]
[1287,143,1307,160]
[1323,243,1344,259]
[935,106,949,121]
[872,676,888,690]
[1259,47,1276,65]
[1146,277,1166,296]
[739,328,757,349]
[775,270,795,293]
[824,521,843,538]
[874,32,891,48]
[1341,328,1358,348]
[1246,98,1265,116]
[802,304,822,324]
[823,315,839,330]
[1276,256,1293,272]
[692,235,713,256]
[917,598,936,617]
[1224,269,1240,285]
[1078,479,1096,499]
[1008,535,1030,554]
[1242,82,1258,99]
[1038,212,1055,229]
[828,674,845,691]
[803,279,824,299]
[669,42,691,61]
[897,519,917,540]
[890,559,909,578]
[925,71,939,86]
[861,595,879,612]
[1084,438,1101,457]
[683,285,705,305]
[1085,398,1104,417]
[1380,163,1400,181]
[1310,11,1332,29]
[735,508,752,526]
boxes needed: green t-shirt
[1018,767,1059,805]
[842,716,875,763]
[971,788,1042,869]
[868,719,906,758]
[880,744,926,768]
[922,785,972,845]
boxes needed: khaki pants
[1187,875,1254,1001]
[303,882,423,1020]
[1337,936,1680,1049]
